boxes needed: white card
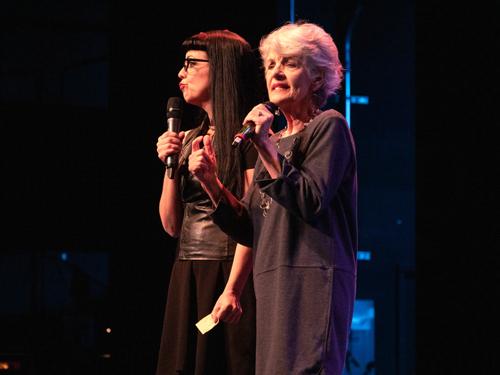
[195,314,219,334]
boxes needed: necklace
[276,109,322,148]
[260,109,321,217]
[259,191,273,217]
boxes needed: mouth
[179,83,187,91]
[271,82,289,91]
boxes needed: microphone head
[263,101,279,115]
[167,97,184,119]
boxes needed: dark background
[1,0,496,374]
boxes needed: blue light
[345,39,351,127]
[350,96,369,104]
[343,300,375,375]
[351,300,375,330]
[344,4,367,129]
[357,250,371,261]
[60,252,68,262]
[290,0,295,23]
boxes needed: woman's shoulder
[306,109,349,136]
[314,109,347,126]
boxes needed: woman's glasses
[183,58,209,73]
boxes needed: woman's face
[264,51,318,111]
[178,50,210,108]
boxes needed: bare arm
[211,169,254,323]
[157,130,186,237]
[158,171,183,237]
[188,140,255,323]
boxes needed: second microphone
[232,101,279,147]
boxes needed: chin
[270,96,292,107]
[268,94,284,105]
[183,95,198,106]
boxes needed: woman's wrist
[251,132,272,149]
[201,176,223,206]
[223,287,242,299]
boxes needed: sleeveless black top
[176,133,257,260]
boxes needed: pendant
[259,191,273,217]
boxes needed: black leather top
[176,148,237,260]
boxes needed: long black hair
[179,30,265,198]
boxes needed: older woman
[189,22,358,375]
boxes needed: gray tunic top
[212,109,358,374]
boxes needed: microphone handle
[166,118,181,178]
[232,121,255,147]
[232,101,279,147]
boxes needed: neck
[202,102,213,122]
[282,107,320,136]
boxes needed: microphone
[165,97,184,179]
[232,101,279,147]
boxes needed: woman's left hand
[188,135,217,186]
[211,290,243,324]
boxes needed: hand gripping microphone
[165,97,184,179]
[232,101,279,147]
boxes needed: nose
[178,67,186,79]
[270,64,285,80]
[269,60,286,76]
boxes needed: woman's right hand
[156,130,185,164]
[242,103,275,146]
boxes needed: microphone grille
[263,101,279,116]
[167,97,184,118]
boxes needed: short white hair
[259,22,344,108]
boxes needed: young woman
[155,30,264,375]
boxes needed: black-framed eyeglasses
[183,58,209,73]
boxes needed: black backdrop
[2,0,497,374]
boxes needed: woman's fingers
[203,135,217,165]
[203,135,213,155]
[242,104,275,136]
[191,135,204,152]
[156,131,185,162]
[221,306,242,324]
[209,291,244,324]
[157,143,181,162]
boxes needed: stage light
[0,360,21,371]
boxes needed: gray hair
[259,22,344,108]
